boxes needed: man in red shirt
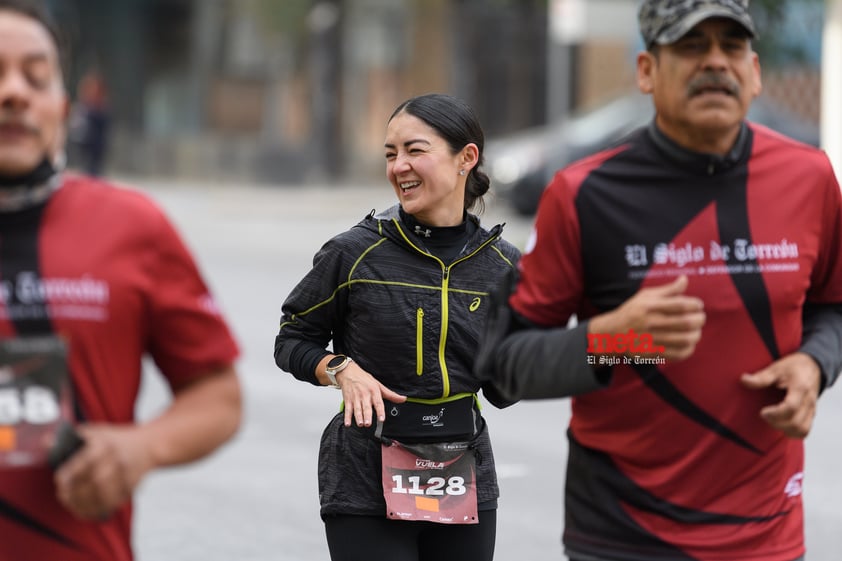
[477,1,842,560]
[0,1,242,560]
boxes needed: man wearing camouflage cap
[476,1,842,560]
[639,0,756,48]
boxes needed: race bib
[0,337,75,468]
[381,439,478,525]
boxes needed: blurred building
[47,0,547,183]
[47,0,824,184]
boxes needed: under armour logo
[414,226,431,238]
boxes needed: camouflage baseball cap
[638,0,756,48]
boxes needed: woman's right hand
[335,362,407,427]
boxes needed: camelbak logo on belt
[422,408,445,427]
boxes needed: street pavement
[126,177,842,561]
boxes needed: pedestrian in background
[69,67,110,176]
[475,1,842,560]
[274,93,521,561]
[0,2,242,560]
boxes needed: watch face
[327,355,347,370]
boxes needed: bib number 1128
[390,474,467,496]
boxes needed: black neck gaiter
[0,157,60,213]
[0,157,57,189]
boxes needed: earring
[459,169,466,176]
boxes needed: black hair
[0,0,67,78]
[389,93,490,214]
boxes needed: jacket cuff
[490,321,609,401]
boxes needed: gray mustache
[687,74,739,97]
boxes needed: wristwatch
[325,355,353,388]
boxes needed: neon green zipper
[416,307,424,375]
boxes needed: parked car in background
[486,92,821,215]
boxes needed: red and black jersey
[510,122,842,561]
[0,175,239,561]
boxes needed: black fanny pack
[375,395,479,443]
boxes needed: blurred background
[34,2,842,560]
[46,0,834,203]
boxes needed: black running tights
[324,510,496,561]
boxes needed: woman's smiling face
[384,111,469,227]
